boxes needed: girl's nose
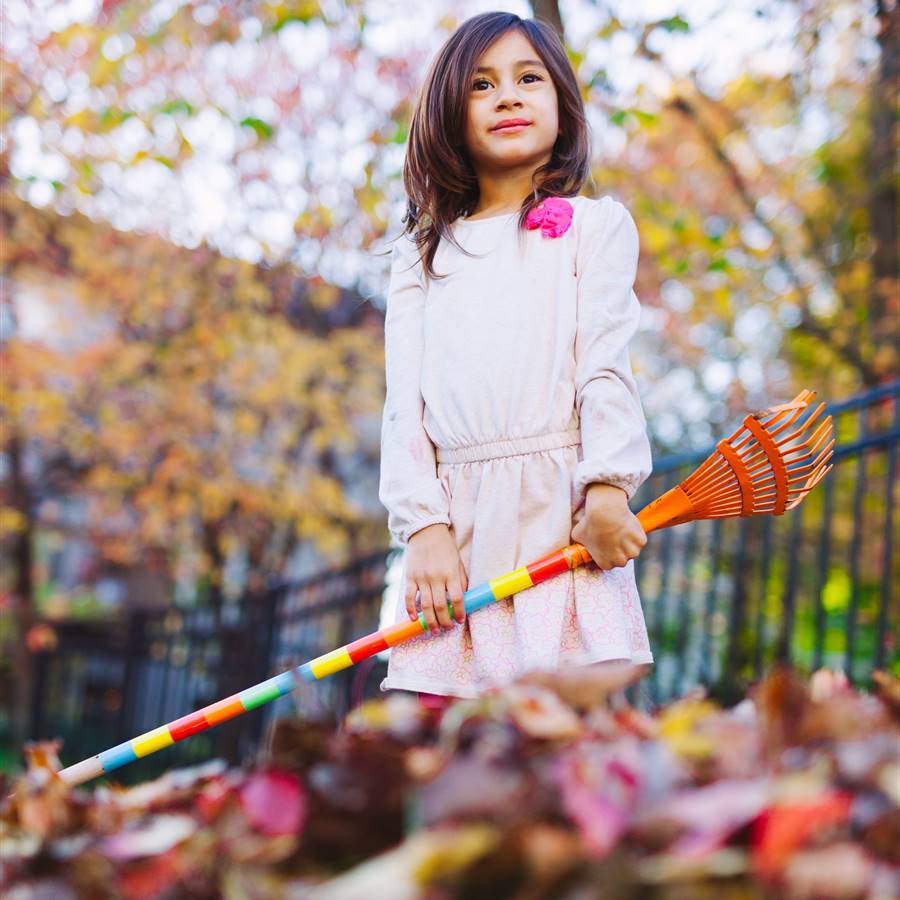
[495,87,524,110]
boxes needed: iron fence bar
[777,499,804,663]
[671,522,694,699]
[875,398,898,670]
[723,514,750,695]
[845,405,868,679]
[812,471,835,670]
[754,513,773,679]
[699,518,723,686]
[648,467,677,704]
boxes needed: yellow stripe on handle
[489,567,534,599]
[132,726,175,758]
[309,648,354,679]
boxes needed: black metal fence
[21,381,899,779]
[25,553,390,781]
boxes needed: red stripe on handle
[169,709,211,742]
[346,632,390,662]
[526,550,572,584]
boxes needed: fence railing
[20,381,898,779]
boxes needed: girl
[378,12,653,705]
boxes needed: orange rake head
[637,389,834,533]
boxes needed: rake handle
[58,498,689,788]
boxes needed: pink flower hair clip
[525,197,574,238]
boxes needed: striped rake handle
[57,541,600,786]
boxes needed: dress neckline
[455,210,520,226]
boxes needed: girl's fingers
[419,582,439,634]
[459,560,469,593]
[447,576,465,624]
[430,578,453,629]
[405,581,419,621]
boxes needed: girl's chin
[481,148,553,168]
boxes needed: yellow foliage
[0,506,29,533]
[234,410,258,437]
[641,221,674,255]
[657,698,720,760]
[309,282,340,311]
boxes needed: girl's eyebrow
[475,59,546,73]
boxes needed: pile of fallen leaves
[2,664,898,899]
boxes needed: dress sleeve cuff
[393,514,452,547]
[573,468,646,504]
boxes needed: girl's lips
[491,123,530,133]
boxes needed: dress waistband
[435,428,581,465]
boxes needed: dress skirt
[380,427,654,699]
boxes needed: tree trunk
[868,1,899,381]
[530,0,564,40]
[8,433,35,748]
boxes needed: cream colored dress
[378,195,653,699]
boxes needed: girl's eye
[472,73,543,90]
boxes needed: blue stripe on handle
[99,741,138,773]
[463,582,497,614]
[274,670,296,692]
[297,662,316,682]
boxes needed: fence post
[245,583,280,752]
[117,612,146,743]
[28,648,49,741]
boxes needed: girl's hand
[571,484,647,570]
[405,523,468,633]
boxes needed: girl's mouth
[491,119,532,133]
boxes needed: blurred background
[1,0,897,780]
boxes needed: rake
[56,390,833,786]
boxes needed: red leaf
[238,769,306,837]
[752,791,854,877]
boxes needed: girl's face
[464,30,560,177]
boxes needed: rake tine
[775,403,829,447]
[788,456,832,491]
[759,389,813,419]
[685,466,735,496]
[765,404,809,440]
[807,438,837,469]
[755,390,812,418]
[763,393,819,436]
[803,419,835,454]
[804,455,835,486]
[778,423,832,463]
[786,464,832,509]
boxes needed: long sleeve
[378,233,451,545]
[572,198,653,505]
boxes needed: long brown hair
[400,11,591,281]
